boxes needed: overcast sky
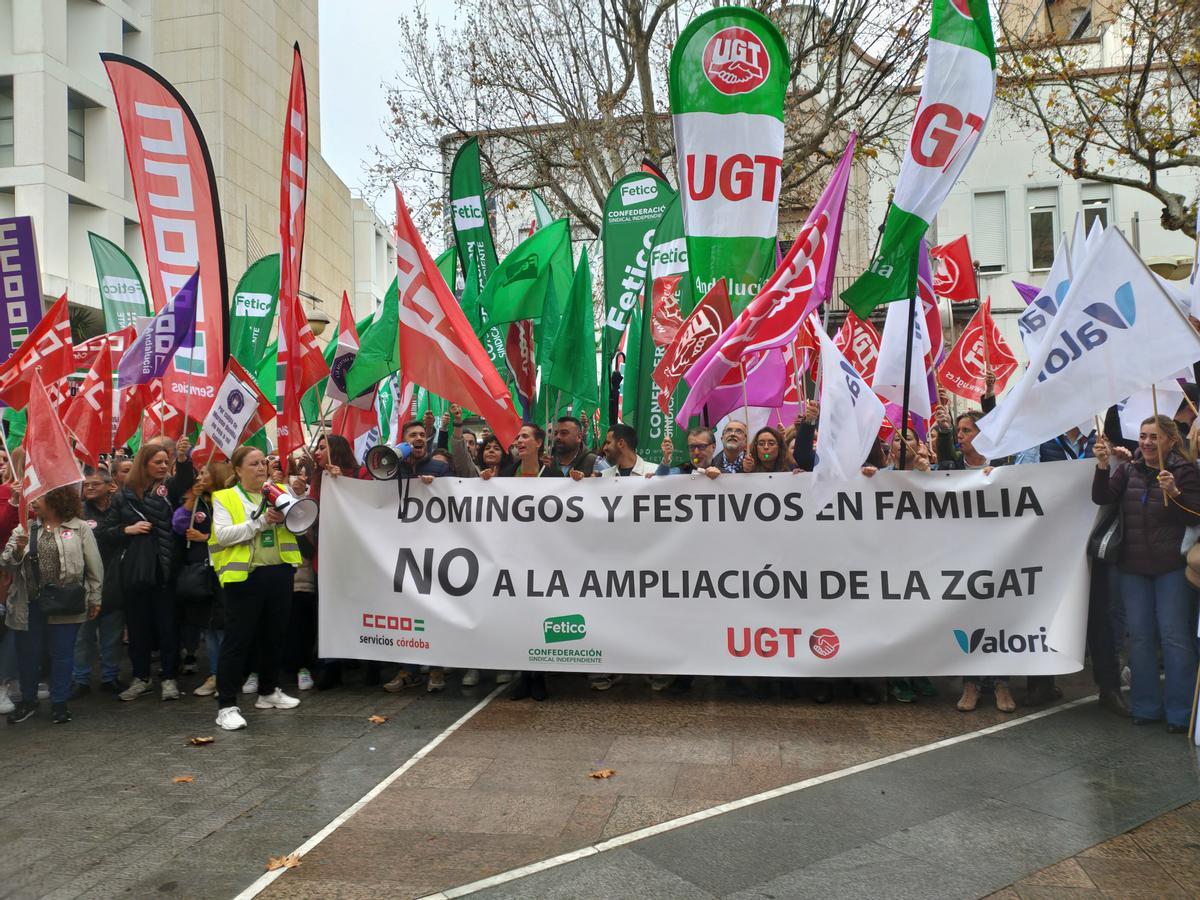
[318,1,453,209]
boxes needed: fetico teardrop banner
[101,53,229,419]
[669,7,789,315]
[601,173,672,435]
[318,462,1094,677]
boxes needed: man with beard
[711,420,748,472]
[396,420,451,480]
[544,416,596,480]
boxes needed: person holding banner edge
[210,446,303,731]
[1093,417,1200,733]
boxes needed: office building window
[1027,187,1059,271]
[972,191,1008,274]
[67,104,85,180]
[1082,183,1111,232]
[0,84,13,168]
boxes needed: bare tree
[369,0,927,242]
[996,0,1199,237]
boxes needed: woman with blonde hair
[209,446,303,731]
[1093,414,1200,733]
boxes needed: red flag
[652,281,733,414]
[795,314,822,381]
[332,401,377,444]
[393,185,522,447]
[833,315,882,383]
[505,320,537,413]
[937,298,1018,402]
[275,45,325,464]
[0,294,74,409]
[929,235,979,302]
[63,343,114,466]
[650,274,685,347]
[22,372,81,524]
[114,383,150,449]
[72,325,136,371]
[102,54,228,420]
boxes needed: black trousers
[1087,559,1121,692]
[126,585,178,680]
[217,565,293,708]
[284,590,318,673]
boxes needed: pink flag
[678,134,856,427]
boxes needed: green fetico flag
[600,173,672,435]
[87,232,151,331]
[228,253,280,371]
[842,0,995,317]
[622,194,693,467]
[669,7,788,315]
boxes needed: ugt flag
[22,371,81,525]
[938,298,1018,402]
[973,228,1200,459]
[842,0,995,316]
[929,235,978,302]
[118,270,198,388]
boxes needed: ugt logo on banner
[703,26,770,94]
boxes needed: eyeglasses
[687,443,712,453]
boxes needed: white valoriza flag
[809,325,885,510]
[872,297,932,421]
[974,228,1200,459]
[1117,373,1189,440]
[1017,235,1072,358]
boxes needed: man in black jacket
[545,416,596,478]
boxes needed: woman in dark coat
[113,442,180,701]
[1093,415,1200,733]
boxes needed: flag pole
[897,294,918,471]
[1152,383,1168,506]
[738,360,751,426]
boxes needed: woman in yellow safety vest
[209,446,303,732]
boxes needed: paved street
[4,667,1198,900]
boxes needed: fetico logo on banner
[451,197,485,230]
[702,27,770,95]
[620,177,660,207]
[233,291,273,318]
[953,627,1053,655]
[530,613,603,665]
[544,613,586,643]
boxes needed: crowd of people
[1,376,1197,735]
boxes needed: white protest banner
[318,462,1096,677]
[203,358,272,457]
[974,228,1200,460]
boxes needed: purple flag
[1012,280,1040,305]
[0,217,45,365]
[118,269,199,388]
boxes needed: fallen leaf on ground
[266,853,301,871]
[589,768,617,779]
[172,776,194,784]
[188,736,215,745]
[367,715,388,724]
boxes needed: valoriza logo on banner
[529,613,603,665]
[953,627,1053,655]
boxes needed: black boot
[6,700,36,725]
[51,702,72,725]
[529,673,548,702]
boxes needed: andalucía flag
[842,0,995,318]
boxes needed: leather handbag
[36,582,87,617]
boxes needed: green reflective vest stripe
[209,486,300,585]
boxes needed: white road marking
[234,683,508,899]
[422,694,1100,898]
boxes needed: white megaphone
[364,442,413,481]
[262,482,319,533]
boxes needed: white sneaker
[461,669,480,687]
[495,671,513,684]
[119,677,153,701]
[161,679,181,701]
[37,682,49,700]
[193,676,217,697]
[255,688,300,710]
[0,683,13,715]
[297,668,314,691]
[241,673,259,694]
[589,674,624,692]
[216,706,247,730]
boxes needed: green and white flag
[449,137,499,292]
[842,0,995,317]
[228,253,280,371]
[344,276,400,399]
[600,173,672,435]
[435,246,458,293]
[478,219,573,327]
[622,195,694,466]
[669,7,788,314]
[531,190,554,231]
[87,232,150,331]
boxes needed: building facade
[0,0,392,341]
